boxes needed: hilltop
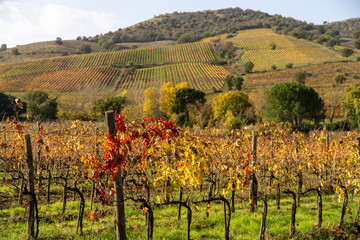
[0,40,103,64]
[327,18,360,37]
[91,8,359,50]
[1,7,359,64]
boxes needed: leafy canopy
[0,92,25,119]
[212,91,251,125]
[292,71,307,84]
[172,88,206,115]
[77,43,92,54]
[342,83,360,128]
[244,61,254,73]
[92,95,127,119]
[225,74,244,90]
[263,82,325,127]
[24,90,58,120]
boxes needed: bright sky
[1,0,359,48]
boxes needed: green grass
[0,193,359,239]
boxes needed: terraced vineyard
[0,42,228,92]
[6,66,120,92]
[116,63,232,91]
[226,28,346,71]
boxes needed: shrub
[292,71,307,84]
[244,61,254,73]
[24,90,58,119]
[10,48,19,55]
[263,82,325,128]
[352,74,360,79]
[341,48,354,57]
[285,63,293,69]
[76,44,92,54]
[333,73,346,85]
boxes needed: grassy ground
[0,191,359,240]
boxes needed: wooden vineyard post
[24,134,39,239]
[90,127,99,211]
[284,190,297,237]
[106,110,127,240]
[294,136,302,207]
[249,131,258,212]
[259,194,268,240]
[36,121,42,201]
[178,187,183,221]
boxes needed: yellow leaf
[206,204,211,213]
[142,207,149,216]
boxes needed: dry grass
[0,40,103,64]
[244,61,360,118]
[116,40,176,49]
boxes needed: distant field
[0,28,355,94]
[116,62,232,92]
[0,40,103,64]
[115,40,176,49]
[244,61,360,118]
[0,42,223,93]
[226,28,346,71]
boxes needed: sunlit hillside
[226,28,346,71]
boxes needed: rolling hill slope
[226,29,346,71]
[0,42,232,92]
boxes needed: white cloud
[38,4,119,36]
[0,1,120,47]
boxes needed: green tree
[285,63,293,69]
[269,42,276,50]
[0,44,7,51]
[212,90,252,129]
[244,61,254,73]
[172,88,206,125]
[352,31,360,39]
[11,48,19,55]
[0,92,22,118]
[56,37,63,45]
[0,92,13,117]
[333,73,346,86]
[341,48,354,57]
[263,82,325,127]
[225,74,244,90]
[292,71,307,84]
[92,95,127,119]
[342,84,360,128]
[354,39,360,49]
[77,44,92,54]
[24,90,58,119]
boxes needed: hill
[90,7,356,51]
[245,61,360,118]
[327,18,360,37]
[1,7,358,64]
[0,42,231,93]
[225,28,346,71]
[0,40,103,64]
